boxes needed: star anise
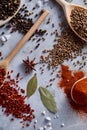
[23,57,37,73]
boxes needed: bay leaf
[27,74,37,98]
[39,87,57,113]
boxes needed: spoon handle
[6,10,49,63]
[56,0,68,7]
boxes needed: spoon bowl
[56,0,87,42]
[0,0,22,26]
[71,77,87,105]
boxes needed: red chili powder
[0,67,6,86]
[0,69,35,126]
[58,65,87,114]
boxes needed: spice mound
[71,77,87,106]
[70,7,87,41]
[40,27,84,68]
[58,65,87,114]
[0,71,35,127]
[0,0,20,20]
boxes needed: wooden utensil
[56,0,87,42]
[0,0,22,26]
[0,10,49,73]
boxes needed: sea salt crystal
[38,127,44,130]
[47,122,52,127]
[56,114,59,118]
[43,125,47,130]
[34,119,38,124]
[0,34,11,44]
[48,126,52,130]
[41,111,46,116]
[36,0,42,7]
[54,116,56,119]
[45,117,51,122]
[4,34,11,40]
[43,0,49,2]
[54,114,59,119]
[61,123,65,127]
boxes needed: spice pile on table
[0,70,35,128]
[0,0,20,20]
[58,65,87,114]
[40,27,85,69]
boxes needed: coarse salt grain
[38,127,44,130]
[48,126,53,130]
[34,119,38,124]
[56,114,59,118]
[54,114,59,119]
[43,125,47,130]
[36,0,42,7]
[41,111,46,116]
[0,34,11,44]
[47,122,52,127]
[43,0,49,2]
[0,36,7,42]
[45,117,51,122]
[61,123,65,127]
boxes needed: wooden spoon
[0,0,22,26]
[0,10,49,73]
[71,77,87,105]
[56,0,87,42]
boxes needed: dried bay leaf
[39,87,57,113]
[27,74,37,98]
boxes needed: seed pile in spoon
[70,7,87,41]
[0,0,20,20]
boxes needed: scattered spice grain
[83,0,87,5]
[70,7,87,41]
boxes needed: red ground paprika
[58,65,87,114]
